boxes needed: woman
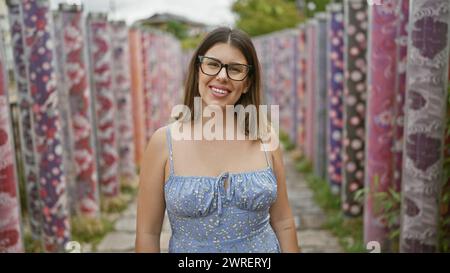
[135,27,299,253]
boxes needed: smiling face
[198,43,250,108]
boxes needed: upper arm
[136,126,168,239]
[268,134,294,224]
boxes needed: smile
[210,86,230,97]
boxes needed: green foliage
[278,130,296,151]
[305,174,340,212]
[323,211,365,252]
[24,233,43,253]
[101,194,130,214]
[304,0,332,18]
[181,34,206,50]
[232,0,305,37]
[371,175,401,252]
[121,183,138,197]
[165,20,188,40]
[70,216,114,248]
[120,176,139,197]
[279,130,289,144]
[296,157,312,173]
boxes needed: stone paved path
[94,149,343,253]
[283,151,343,253]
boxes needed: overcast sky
[50,0,237,26]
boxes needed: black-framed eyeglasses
[197,56,252,81]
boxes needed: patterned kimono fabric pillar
[110,21,137,186]
[86,14,120,201]
[314,14,328,180]
[364,0,404,251]
[0,28,24,253]
[262,38,271,106]
[174,42,183,105]
[152,33,161,134]
[52,10,76,216]
[305,21,317,165]
[277,32,297,143]
[326,3,344,194]
[56,4,101,218]
[21,0,71,252]
[173,39,183,115]
[441,73,450,251]
[291,31,299,145]
[392,0,409,204]
[161,36,171,125]
[155,35,165,128]
[274,34,284,135]
[164,36,175,124]
[128,27,146,168]
[342,0,368,217]
[141,30,153,143]
[270,35,280,123]
[296,26,307,154]
[268,37,276,107]
[291,31,299,144]
[400,0,450,252]
[6,0,42,241]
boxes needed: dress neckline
[164,166,275,186]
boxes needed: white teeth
[211,87,228,94]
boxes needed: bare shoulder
[262,126,282,165]
[147,126,167,150]
[142,124,171,164]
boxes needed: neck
[190,102,245,141]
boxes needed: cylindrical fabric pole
[441,83,450,252]
[400,0,450,253]
[128,27,146,167]
[364,0,403,251]
[165,36,183,121]
[141,30,153,143]
[267,37,276,106]
[314,13,328,180]
[148,32,160,135]
[0,25,24,253]
[155,35,163,129]
[6,0,43,241]
[326,3,344,194]
[276,31,297,143]
[392,0,409,197]
[441,54,450,252]
[171,38,183,111]
[110,21,137,186]
[341,0,368,217]
[52,10,76,216]
[296,25,307,154]
[57,4,101,218]
[21,0,71,252]
[86,13,120,200]
[305,21,317,164]
[159,36,168,127]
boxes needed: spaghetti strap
[260,140,272,168]
[166,126,174,175]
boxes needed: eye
[229,65,245,74]
[206,60,220,68]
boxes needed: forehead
[204,43,247,64]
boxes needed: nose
[216,66,228,80]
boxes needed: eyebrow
[204,55,248,65]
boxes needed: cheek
[197,75,208,93]
[235,82,248,94]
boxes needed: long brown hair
[179,27,268,139]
